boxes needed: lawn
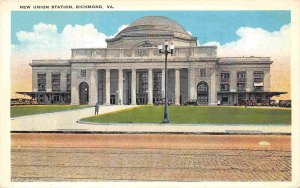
[81,106,291,125]
[11,105,90,118]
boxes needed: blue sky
[11,11,290,45]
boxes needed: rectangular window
[237,83,245,91]
[153,72,162,97]
[52,73,61,91]
[66,73,71,91]
[37,73,46,91]
[81,70,87,77]
[222,96,229,103]
[53,94,60,102]
[200,69,206,77]
[254,86,264,91]
[254,72,264,82]
[220,84,230,91]
[220,73,229,82]
[237,71,246,82]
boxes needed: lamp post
[158,41,174,123]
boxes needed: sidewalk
[11,105,291,135]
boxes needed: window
[81,70,87,77]
[237,71,246,82]
[254,72,264,82]
[52,74,61,91]
[220,84,229,91]
[198,82,208,92]
[37,73,46,91]
[198,96,208,102]
[220,73,229,82]
[237,72,246,78]
[66,73,71,91]
[200,69,206,77]
[53,94,60,102]
[222,96,229,103]
[153,72,162,96]
[254,86,263,91]
[137,72,148,94]
[237,83,245,91]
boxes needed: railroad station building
[18,16,285,105]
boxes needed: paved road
[11,133,291,181]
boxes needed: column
[210,70,217,105]
[90,69,98,105]
[118,69,123,105]
[46,70,52,92]
[161,69,165,98]
[131,69,136,105]
[175,69,180,105]
[188,68,196,100]
[71,69,79,105]
[148,69,153,105]
[105,69,110,105]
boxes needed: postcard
[1,0,300,187]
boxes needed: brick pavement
[11,147,291,181]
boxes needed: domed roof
[115,16,193,40]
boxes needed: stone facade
[23,16,282,106]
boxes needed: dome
[115,16,193,40]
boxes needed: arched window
[197,82,209,104]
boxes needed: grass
[81,106,291,125]
[11,105,90,118]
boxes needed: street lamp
[158,41,174,123]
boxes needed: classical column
[90,69,98,105]
[161,69,165,98]
[210,70,217,105]
[105,69,110,105]
[131,69,136,105]
[188,68,196,100]
[175,69,180,105]
[148,69,153,105]
[118,69,123,105]
[71,69,79,105]
[46,70,52,92]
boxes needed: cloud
[11,22,125,97]
[203,24,291,99]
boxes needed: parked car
[10,98,38,106]
[278,100,291,108]
[234,99,253,106]
[269,100,278,107]
[184,99,198,106]
[258,100,270,106]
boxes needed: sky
[11,11,291,99]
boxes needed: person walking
[94,101,99,115]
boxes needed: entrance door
[79,82,89,105]
[197,82,208,104]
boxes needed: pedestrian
[94,102,99,115]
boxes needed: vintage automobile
[184,99,198,106]
[234,99,254,106]
[278,100,291,108]
[10,98,38,106]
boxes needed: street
[11,133,291,181]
